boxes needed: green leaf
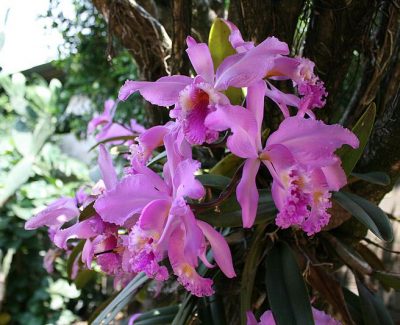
[356,279,394,325]
[197,190,276,227]
[333,191,393,241]
[373,271,400,290]
[67,241,84,279]
[146,151,167,167]
[210,153,243,177]
[208,18,243,105]
[196,174,231,190]
[241,224,268,325]
[342,287,363,324]
[337,103,376,175]
[351,172,390,186]
[30,116,55,155]
[78,201,96,222]
[91,272,148,325]
[74,269,96,289]
[0,156,34,207]
[265,241,314,325]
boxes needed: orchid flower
[223,20,327,118]
[118,35,288,145]
[88,99,145,142]
[206,81,358,233]
[246,308,341,325]
[94,131,235,296]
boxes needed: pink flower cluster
[25,20,358,297]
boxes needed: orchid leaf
[146,151,167,167]
[351,172,390,186]
[241,224,268,325]
[196,174,231,190]
[74,269,96,289]
[210,153,243,177]
[91,272,148,325]
[67,240,84,279]
[337,103,376,175]
[333,191,393,242]
[208,18,243,105]
[265,241,314,325]
[306,264,354,325]
[356,279,394,325]
[78,201,96,222]
[197,190,276,227]
[373,271,400,290]
[342,287,363,324]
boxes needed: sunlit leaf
[333,191,393,241]
[265,241,314,325]
[208,18,243,104]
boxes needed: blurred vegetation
[46,0,146,136]
[0,1,148,322]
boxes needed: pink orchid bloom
[88,99,145,143]
[206,81,358,233]
[118,35,288,145]
[25,196,80,231]
[94,131,235,296]
[223,20,327,118]
[246,308,341,325]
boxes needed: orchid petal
[205,104,259,158]
[214,37,289,90]
[186,36,214,84]
[138,199,171,235]
[197,220,236,278]
[119,75,193,106]
[237,158,261,228]
[321,158,347,191]
[94,175,167,226]
[98,145,118,190]
[53,216,104,249]
[25,197,79,230]
[174,159,205,200]
[222,19,254,53]
[267,117,359,167]
[246,311,259,325]
[247,81,266,146]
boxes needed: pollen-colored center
[181,263,195,277]
[181,87,210,112]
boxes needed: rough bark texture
[170,0,192,75]
[304,0,377,121]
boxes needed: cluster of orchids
[25,19,357,322]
